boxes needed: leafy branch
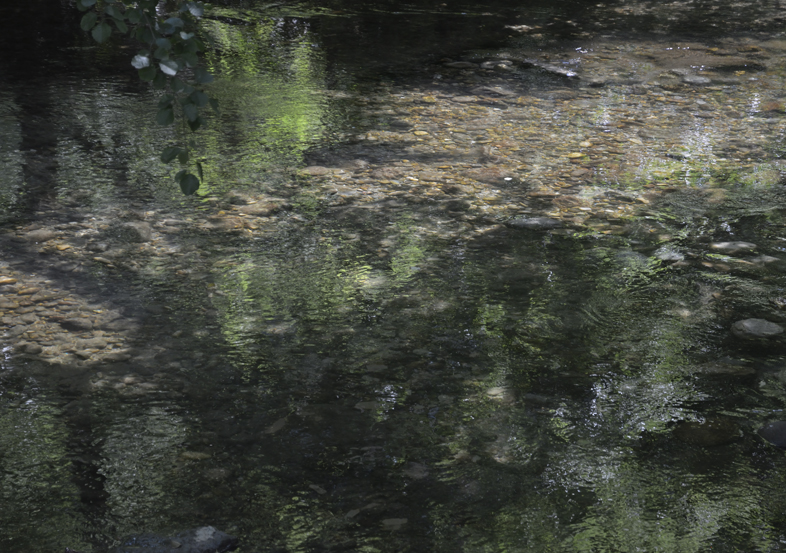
[76,0,218,194]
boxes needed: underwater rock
[673,417,741,447]
[731,318,784,339]
[506,217,562,230]
[110,526,238,553]
[116,221,152,243]
[683,75,711,85]
[26,229,57,242]
[710,241,757,255]
[690,360,755,378]
[757,421,786,449]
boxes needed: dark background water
[2,1,786,552]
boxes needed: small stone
[444,61,477,68]
[451,96,476,103]
[507,217,562,230]
[402,463,429,479]
[59,318,94,331]
[691,361,755,377]
[116,221,152,243]
[302,166,331,176]
[710,241,757,255]
[22,343,43,355]
[382,518,408,530]
[17,287,40,295]
[180,451,211,461]
[413,130,429,136]
[26,229,57,243]
[566,152,585,158]
[309,484,327,495]
[0,277,17,285]
[731,319,784,339]
[56,244,72,251]
[758,421,786,449]
[265,417,287,434]
[683,75,711,85]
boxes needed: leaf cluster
[76,0,218,194]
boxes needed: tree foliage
[76,0,218,194]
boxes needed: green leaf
[131,54,150,69]
[91,22,112,43]
[155,37,172,50]
[194,67,214,84]
[152,70,167,89]
[165,17,185,28]
[160,146,183,163]
[171,78,186,93]
[182,103,198,122]
[153,47,170,60]
[127,8,142,24]
[190,90,209,107]
[187,116,204,132]
[180,32,195,40]
[208,98,220,113]
[177,149,190,164]
[104,5,122,19]
[181,52,198,67]
[79,0,97,8]
[113,18,128,33]
[186,2,204,17]
[196,162,204,181]
[157,95,174,109]
[175,171,200,195]
[159,59,179,76]
[80,12,97,31]
[139,26,155,44]
[138,66,157,81]
[157,107,175,126]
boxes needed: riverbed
[2,1,786,551]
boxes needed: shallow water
[2,1,786,552]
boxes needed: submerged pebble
[731,319,784,339]
[757,421,786,449]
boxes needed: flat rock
[507,217,562,230]
[26,229,57,242]
[758,421,786,449]
[673,417,741,447]
[110,526,238,553]
[59,318,94,331]
[731,318,784,339]
[683,75,711,85]
[691,361,755,377]
[116,221,153,243]
[710,241,757,255]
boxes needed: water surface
[2,1,786,551]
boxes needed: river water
[2,0,786,551]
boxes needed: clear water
[2,1,786,551]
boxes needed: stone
[757,421,786,449]
[302,166,331,176]
[26,229,57,242]
[110,526,238,553]
[116,221,152,242]
[691,361,755,377]
[59,318,94,331]
[381,518,408,530]
[20,343,43,355]
[673,417,741,446]
[710,241,757,255]
[444,61,477,69]
[683,75,711,85]
[507,217,562,230]
[731,318,784,339]
[451,96,477,103]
